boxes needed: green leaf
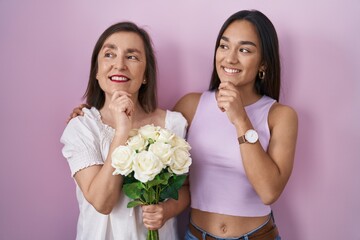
[143,187,157,204]
[158,172,172,185]
[147,178,165,188]
[127,200,143,208]
[123,174,137,184]
[123,182,144,199]
[159,175,187,201]
[160,185,178,200]
[171,175,187,190]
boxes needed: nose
[114,56,127,70]
[225,49,238,64]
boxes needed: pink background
[1,1,359,239]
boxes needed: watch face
[245,129,258,143]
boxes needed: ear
[259,63,267,72]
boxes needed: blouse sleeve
[60,116,104,177]
[165,110,188,139]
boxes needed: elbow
[85,195,115,215]
[97,209,112,215]
[259,190,281,205]
[92,202,114,215]
[261,196,277,206]
[81,186,120,215]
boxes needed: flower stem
[147,230,159,240]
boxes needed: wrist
[238,129,259,144]
[234,117,252,135]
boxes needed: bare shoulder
[268,102,298,136]
[151,108,167,126]
[153,108,167,117]
[173,92,202,125]
[269,103,298,123]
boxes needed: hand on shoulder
[173,92,202,126]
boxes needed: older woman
[61,22,189,240]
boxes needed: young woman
[61,22,189,240]
[174,10,298,239]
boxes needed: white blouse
[61,107,188,240]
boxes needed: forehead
[222,20,260,44]
[102,31,145,51]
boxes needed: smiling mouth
[223,67,240,73]
[109,75,130,82]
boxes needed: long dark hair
[83,21,157,112]
[209,10,281,101]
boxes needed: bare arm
[74,91,134,214]
[74,134,127,214]
[237,103,298,204]
[217,82,298,204]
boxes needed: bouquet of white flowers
[111,124,192,240]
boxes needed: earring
[258,70,265,80]
[143,79,147,84]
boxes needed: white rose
[133,151,164,183]
[169,147,192,175]
[128,128,138,137]
[156,128,175,143]
[149,142,173,166]
[170,136,191,151]
[138,124,160,141]
[111,146,135,176]
[127,134,147,152]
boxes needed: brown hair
[83,22,157,112]
[209,10,281,101]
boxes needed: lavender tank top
[187,91,276,216]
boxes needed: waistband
[189,213,279,240]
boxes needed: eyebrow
[102,44,142,54]
[126,48,142,54]
[221,36,257,47]
[102,43,117,50]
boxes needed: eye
[127,55,139,61]
[104,52,114,58]
[219,44,229,50]
[240,48,251,53]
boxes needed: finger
[218,88,237,98]
[125,99,134,116]
[73,108,84,116]
[111,96,134,113]
[142,205,158,213]
[111,90,131,100]
[142,216,162,230]
[80,103,90,109]
[217,101,229,112]
[219,81,235,89]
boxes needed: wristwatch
[238,129,259,144]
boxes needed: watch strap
[238,135,246,144]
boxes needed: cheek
[135,64,146,78]
[215,53,222,70]
[97,59,112,72]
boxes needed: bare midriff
[191,208,269,238]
